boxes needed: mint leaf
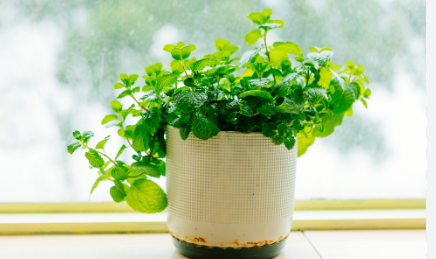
[240,105,253,117]
[277,123,289,136]
[180,124,192,140]
[330,80,357,114]
[192,117,220,140]
[273,135,284,145]
[67,142,82,154]
[284,137,296,150]
[262,122,277,138]
[307,51,334,66]
[313,114,344,138]
[277,97,304,114]
[192,58,219,71]
[240,90,273,102]
[244,29,262,45]
[130,164,162,178]
[81,131,94,144]
[247,8,272,25]
[115,144,127,160]
[125,179,168,213]
[110,100,123,113]
[132,121,150,152]
[85,149,104,168]
[95,135,110,150]
[73,131,81,140]
[90,174,107,195]
[156,74,178,96]
[144,111,161,129]
[110,185,126,203]
[174,91,208,114]
[101,115,119,125]
[112,166,129,181]
[256,102,277,116]
[298,130,316,157]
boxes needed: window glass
[0,0,425,202]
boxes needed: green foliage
[125,179,168,213]
[66,8,371,214]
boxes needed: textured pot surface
[166,126,297,255]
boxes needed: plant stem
[129,94,151,113]
[83,142,118,167]
[147,135,156,162]
[263,30,277,84]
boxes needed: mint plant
[67,9,371,213]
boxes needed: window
[0,0,425,203]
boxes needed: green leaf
[101,115,119,125]
[346,61,355,69]
[240,90,273,101]
[313,114,344,138]
[125,179,168,213]
[90,174,107,195]
[180,124,192,140]
[81,131,94,144]
[170,60,183,72]
[145,63,163,76]
[115,144,127,160]
[261,20,284,30]
[364,88,371,98]
[244,29,262,46]
[307,51,334,66]
[132,122,150,152]
[298,129,316,157]
[318,68,333,89]
[277,123,289,136]
[156,74,179,96]
[272,42,303,56]
[110,100,123,113]
[240,105,253,117]
[361,98,368,108]
[95,135,110,150]
[239,47,263,66]
[114,83,125,89]
[73,131,81,140]
[110,185,126,203]
[262,122,277,138]
[247,8,272,25]
[256,102,277,116]
[163,44,175,53]
[183,78,196,87]
[273,135,284,145]
[112,166,129,181]
[67,142,81,154]
[284,137,296,150]
[144,111,161,129]
[192,58,219,71]
[85,149,105,168]
[275,73,297,97]
[304,85,328,106]
[239,116,256,132]
[192,117,220,140]
[174,91,208,114]
[330,81,357,114]
[276,96,304,114]
[131,164,162,178]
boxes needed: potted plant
[67,8,371,259]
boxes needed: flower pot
[166,125,297,259]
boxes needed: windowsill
[0,209,425,235]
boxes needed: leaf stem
[263,30,277,84]
[82,142,118,167]
[129,94,151,113]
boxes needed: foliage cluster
[67,9,371,213]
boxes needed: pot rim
[166,125,263,135]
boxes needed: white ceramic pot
[166,126,297,259]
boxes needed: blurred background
[0,0,425,202]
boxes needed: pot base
[172,236,286,259]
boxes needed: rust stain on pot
[171,233,289,248]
